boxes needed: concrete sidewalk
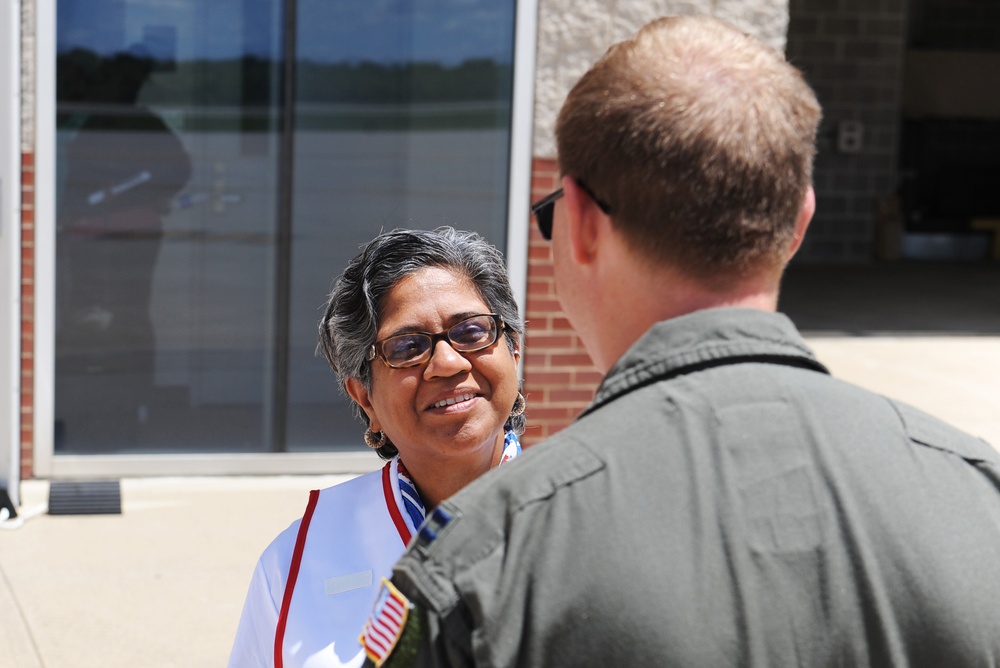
[0,474,352,668]
[1,333,998,668]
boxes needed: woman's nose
[423,339,473,378]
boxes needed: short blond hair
[556,15,822,281]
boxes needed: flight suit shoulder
[888,398,998,463]
[395,433,606,606]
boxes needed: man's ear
[561,176,604,266]
[787,186,815,260]
[345,377,380,432]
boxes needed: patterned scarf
[395,430,522,531]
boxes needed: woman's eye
[386,336,427,358]
[452,322,487,342]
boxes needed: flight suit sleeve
[360,577,474,668]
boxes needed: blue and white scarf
[395,429,522,530]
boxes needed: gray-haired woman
[229,227,526,668]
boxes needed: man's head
[554,15,822,286]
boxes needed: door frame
[32,0,538,478]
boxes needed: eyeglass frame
[530,179,613,241]
[367,313,506,369]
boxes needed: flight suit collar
[585,307,828,417]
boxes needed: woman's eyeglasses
[530,180,612,241]
[368,313,505,368]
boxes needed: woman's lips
[429,392,479,410]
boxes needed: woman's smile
[428,392,481,412]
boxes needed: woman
[228,227,526,668]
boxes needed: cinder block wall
[786,0,909,262]
[909,0,1000,49]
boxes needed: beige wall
[532,0,791,157]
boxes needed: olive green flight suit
[369,308,1000,668]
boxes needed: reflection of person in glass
[56,48,190,450]
[228,228,527,668]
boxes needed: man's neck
[589,260,782,373]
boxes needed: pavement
[1,261,998,668]
[0,474,355,668]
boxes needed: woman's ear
[510,333,521,365]
[345,377,380,432]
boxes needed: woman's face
[346,266,520,469]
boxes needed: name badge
[325,569,373,596]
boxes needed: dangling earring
[364,428,387,449]
[509,392,526,418]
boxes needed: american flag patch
[360,578,411,666]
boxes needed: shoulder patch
[360,578,411,666]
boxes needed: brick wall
[520,157,602,446]
[786,0,909,262]
[20,0,35,479]
[21,151,33,479]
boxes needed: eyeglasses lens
[379,314,499,368]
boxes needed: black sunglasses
[530,180,612,241]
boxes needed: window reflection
[54,0,517,455]
[56,47,192,451]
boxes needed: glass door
[285,0,516,450]
[52,0,519,457]
[55,0,284,453]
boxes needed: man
[361,15,1000,667]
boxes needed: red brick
[21,152,34,169]
[525,298,562,315]
[524,406,576,420]
[549,316,575,332]
[526,334,574,349]
[521,158,601,446]
[528,226,550,242]
[521,423,546,436]
[531,174,559,191]
[574,370,605,385]
[523,370,573,386]
[526,278,553,295]
[528,244,553,261]
[549,352,596,368]
[549,388,596,403]
[528,261,553,278]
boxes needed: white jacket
[228,460,415,668]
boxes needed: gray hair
[319,227,525,459]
